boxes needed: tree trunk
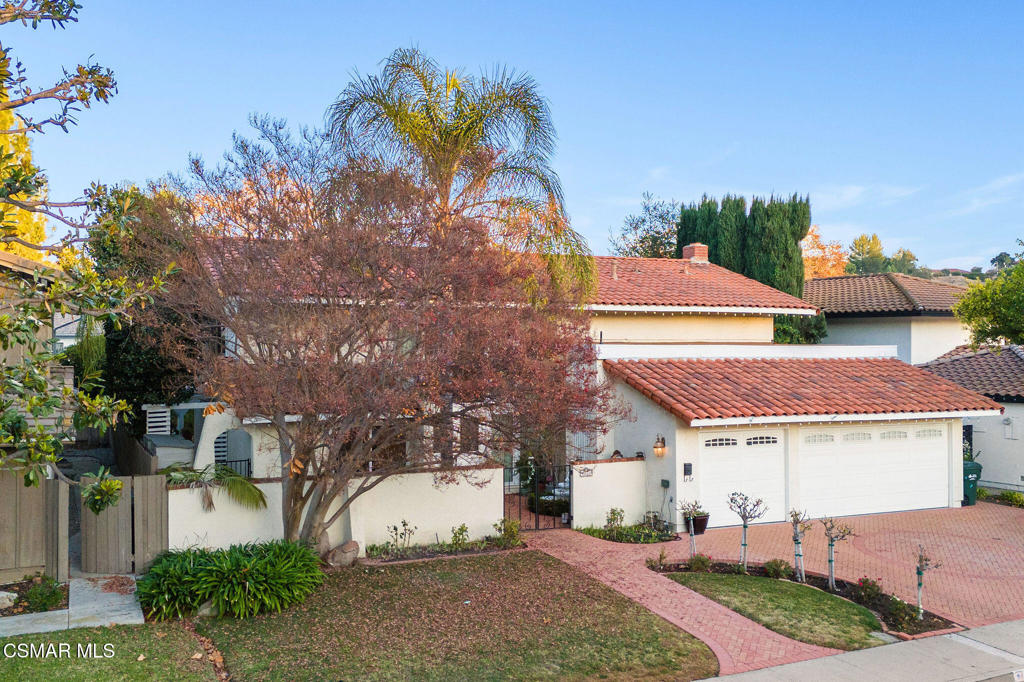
[916,568,924,620]
[741,522,748,570]
[793,538,803,582]
[827,540,836,590]
[688,516,696,558]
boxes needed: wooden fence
[81,474,167,574]
[0,470,68,583]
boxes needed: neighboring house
[803,272,970,364]
[52,313,87,350]
[921,345,1024,492]
[136,243,1002,549]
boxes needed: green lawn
[197,550,718,681]
[0,623,217,681]
[669,572,882,651]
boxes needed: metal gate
[81,474,168,574]
[503,460,571,530]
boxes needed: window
[842,431,872,443]
[880,430,908,441]
[915,428,943,439]
[704,437,737,447]
[804,433,834,445]
[746,436,779,446]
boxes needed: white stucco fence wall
[570,458,647,528]
[167,467,503,555]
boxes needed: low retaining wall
[571,458,646,527]
[167,467,503,555]
[113,427,158,475]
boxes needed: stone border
[353,545,528,568]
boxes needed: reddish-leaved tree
[134,120,623,552]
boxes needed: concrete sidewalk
[0,576,144,637]
[721,619,1024,682]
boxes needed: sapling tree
[915,544,941,620]
[727,492,767,571]
[678,499,704,558]
[789,509,812,582]
[820,517,854,590]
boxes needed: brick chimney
[681,242,709,263]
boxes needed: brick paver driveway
[527,503,1024,675]
[694,502,1024,628]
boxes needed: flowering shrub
[851,576,884,604]
[686,553,713,572]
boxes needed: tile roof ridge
[885,271,923,311]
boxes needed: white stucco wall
[967,403,1024,491]
[821,315,969,365]
[338,467,503,552]
[590,313,774,344]
[822,317,914,362]
[605,381,681,524]
[909,317,972,365]
[168,481,285,549]
[167,467,503,554]
[570,459,646,527]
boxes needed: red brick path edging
[525,530,839,675]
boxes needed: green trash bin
[963,460,983,506]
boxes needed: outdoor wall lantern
[652,434,667,457]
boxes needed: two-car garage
[698,423,952,528]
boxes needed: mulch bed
[0,577,69,617]
[655,560,957,636]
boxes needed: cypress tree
[674,201,699,258]
[717,194,747,273]
[693,195,720,261]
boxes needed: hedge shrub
[137,540,323,621]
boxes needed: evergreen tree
[848,233,888,273]
[693,195,720,262]
[717,194,747,273]
[674,201,699,258]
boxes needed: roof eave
[589,304,818,316]
[688,409,1003,427]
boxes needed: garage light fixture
[653,434,667,457]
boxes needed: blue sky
[13,1,1024,268]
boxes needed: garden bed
[656,560,957,637]
[0,575,68,617]
[364,538,521,562]
[578,525,678,544]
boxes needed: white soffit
[597,343,899,361]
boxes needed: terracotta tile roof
[920,345,1024,401]
[604,356,1001,424]
[803,272,964,315]
[593,256,817,312]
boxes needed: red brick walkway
[525,530,839,675]
[693,502,1024,628]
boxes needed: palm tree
[328,47,593,291]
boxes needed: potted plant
[679,500,710,535]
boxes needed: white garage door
[799,424,949,519]
[700,430,787,527]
